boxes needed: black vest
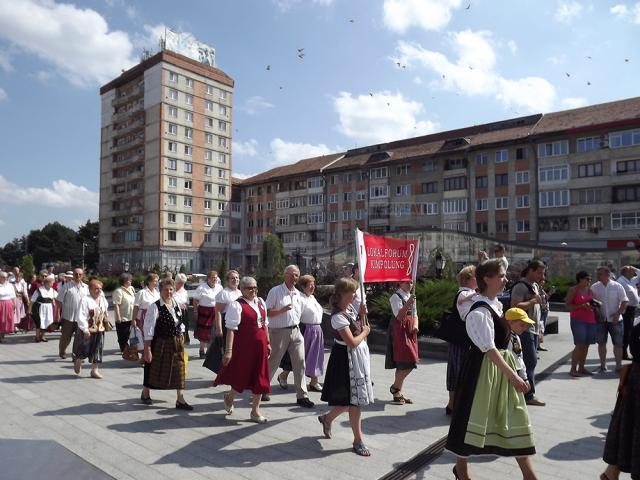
[153,299,183,339]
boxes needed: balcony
[111,134,144,154]
[111,84,144,107]
[112,117,145,138]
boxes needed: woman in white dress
[30,274,58,342]
[73,279,109,379]
[173,273,191,344]
[0,272,17,342]
[214,270,242,339]
[132,273,159,332]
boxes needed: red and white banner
[355,229,420,284]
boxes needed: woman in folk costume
[12,271,29,332]
[30,274,58,343]
[132,273,159,332]
[214,270,242,340]
[319,277,374,457]
[72,279,108,379]
[446,259,538,480]
[193,270,222,358]
[214,276,271,423]
[140,278,192,410]
[0,271,16,342]
[173,273,191,344]
[385,280,419,405]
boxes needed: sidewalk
[0,313,630,480]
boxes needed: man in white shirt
[56,268,89,359]
[265,265,313,408]
[478,244,509,273]
[617,265,639,360]
[591,266,629,372]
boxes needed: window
[184,127,193,139]
[219,153,226,164]
[204,200,211,209]
[206,133,213,144]
[517,195,530,208]
[577,189,603,204]
[185,78,193,88]
[184,180,192,190]
[495,150,508,163]
[515,171,529,184]
[612,211,640,229]
[342,210,352,221]
[328,211,337,222]
[538,217,570,232]
[539,190,570,208]
[219,104,227,116]
[396,164,410,176]
[184,196,192,207]
[308,193,324,205]
[168,89,178,100]
[422,202,439,215]
[184,232,192,243]
[168,213,176,223]
[204,183,212,194]
[614,185,640,202]
[307,212,325,224]
[370,185,389,198]
[423,159,438,171]
[218,169,227,179]
[539,165,569,183]
[167,194,177,206]
[476,198,488,211]
[356,209,365,220]
[578,162,602,177]
[185,94,193,105]
[395,184,410,196]
[356,190,366,201]
[371,167,389,179]
[204,166,212,176]
[206,85,214,95]
[168,176,177,188]
[184,145,192,156]
[168,106,177,117]
[218,202,226,211]
[344,192,353,201]
[476,222,488,234]
[168,141,177,153]
[206,117,214,128]
[218,120,227,132]
[344,173,353,183]
[422,182,438,194]
[168,123,177,135]
[276,199,289,209]
[617,159,640,175]
[442,198,467,214]
[185,111,193,122]
[578,216,603,231]
[517,220,530,233]
[184,162,192,173]
[218,186,226,196]
[206,100,214,112]
[495,174,509,186]
[538,140,569,157]
[328,193,338,204]
[496,222,509,233]
[166,158,177,170]
[168,230,177,241]
[308,177,323,189]
[475,176,488,188]
[443,176,467,191]
[205,150,214,161]
[220,90,227,100]
[329,175,339,185]
[219,137,227,148]
[610,129,640,149]
[183,214,192,224]
[394,204,411,216]
[495,197,508,209]
[475,154,488,166]
[516,147,528,160]
[168,72,177,82]
[577,136,600,153]
[445,158,467,170]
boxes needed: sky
[0,0,639,245]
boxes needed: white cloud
[273,0,334,12]
[383,0,463,33]
[413,76,423,85]
[233,139,259,157]
[0,176,98,212]
[611,4,629,17]
[31,71,55,84]
[241,95,274,115]
[270,138,336,166]
[610,2,640,23]
[507,40,518,54]
[395,31,558,112]
[561,97,589,109]
[334,91,438,144]
[231,172,256,180]
[0,219,5,227]
[0,49,13,72]
[0,0,136,87]
[554,1,583,23]
[548,54,567,65]
[0,87,7,102]
[134,23,166,51]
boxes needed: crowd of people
[0,252,639,479]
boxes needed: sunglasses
[243,286,258,291]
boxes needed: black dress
[603,321,640,478]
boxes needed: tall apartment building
[98,49,234,272]
[234,97,640,271]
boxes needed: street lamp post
[435,252,446,279]
[82,242,87,272]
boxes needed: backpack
[433,291,472,347]
[498,280,536,312]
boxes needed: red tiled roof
[239,153,344,185]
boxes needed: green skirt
[464,350,535,452]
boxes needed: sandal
[223,393,234,415]
[318,414,332,439]
[352,441,371,457]
[390,386,412,405]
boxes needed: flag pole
[355,228,368,327]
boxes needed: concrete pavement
[0,312,631,479]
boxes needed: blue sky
[0,0,639,244]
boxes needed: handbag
[589,298,606,323]
[122,326,141,361]
[203,335,225,373]
[103,320,114,332]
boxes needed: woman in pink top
[566,271,597,377]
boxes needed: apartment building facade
[98,49,234,272]
[235,97,640,271]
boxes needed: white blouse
[215,287,242,315]
[144,298,185,341]
[464,295,503,353]
[389,288,417,318]
[0,283,16,301]
[112,286,136,322]
[225,297,268,330]
[134,287,160,317]
[300,294,323,325]
[173,288,189,308]
[194,282,222,308]
[30,286,58,304]
[14,279,28,298]
[331,305,357,331]
[456,287,478,320]
[77,295,109,334]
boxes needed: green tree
[256,234,285,296]
[215,256,228,283]
[0,236,26,267]
[27,222,80,268]
[19,255,35,279]
[77,220,99,270]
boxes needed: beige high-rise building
[98,49,234,273]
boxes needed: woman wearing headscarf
[113,273,136,353]
[140,278,192,410]
[0,271,17,342]
[132,273,159,332]
[30,274,58,343]
[72,279,109,379]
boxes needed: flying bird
[266,65,271,71]
[297,52,305,59]
[349,19,354,23]
[442,74,446,79]
[587,81,591,86]
[279,86,283,90]
[565,72,570,77]
[586,55,592,59]
[297,48,304,53]
[369,92,374,97]
[387,102,390,107]
[625,58,630,62]
[466,3,471,9]
[468,66,474,70]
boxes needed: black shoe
[176,401,194,411]
[537,346,548,352]
[622,353,631,361]
[199,350,205,359]
[297,397,314,408]
[262,393,270,401]
[140,394,152,405]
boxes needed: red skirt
[393,315,419,364]
[138,309,148,331]
[195,306,215,342]
[213,323,270,394]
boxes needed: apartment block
[98,49,234,272]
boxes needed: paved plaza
[0,313,631,480]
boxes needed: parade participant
[446,259,537,480]
[265,265,313,407]
[592,266,629,372]
[511,259,546,407]
[72,279,108,379]
[601,315,640,480]
[193,270,222,358]
[113,273,136,353]
[140,278,192,410]
[617,265,640,360]
[28,270,47,297]
[0,271,16,342]
[12,271,29,333]
[173,273,190,344]
[30,274,57,342]
[319,277,373,456]
[566,271,597,376]
[214,276,271,423]
[214,270,242,340]
[445,266,478,415]
[299,275,325,391]
[385,280,419,405]
[132,273,159,332]
[56,268,89,359]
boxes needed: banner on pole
[355,229,420,284]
